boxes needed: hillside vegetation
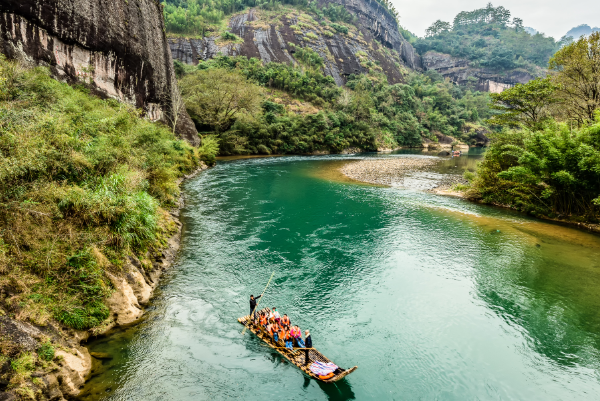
[162,0,399,36]
[0,56,217,394]
[177,56,492,154]
[464,33,600,223]
[415,3,563,74]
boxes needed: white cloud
[393,0,600,40]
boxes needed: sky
[393,0,600,40]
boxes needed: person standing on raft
[304,330,312,365]
[249,294,261,319]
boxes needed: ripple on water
[80,154,600,401]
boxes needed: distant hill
[565,24,600,38]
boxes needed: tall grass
[0,55,216,331]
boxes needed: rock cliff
[422,51,536,93]
[170,1,421,85]
[0,0,198,145]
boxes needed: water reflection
[79,152,600,400]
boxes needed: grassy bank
[0,56,216,393]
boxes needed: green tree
[180,68,263,133]
[549,32,600,124]
[426,20,451,37]
[487,77,558,130]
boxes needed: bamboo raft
[238,308,357,383]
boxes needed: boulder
[55,347,92,397]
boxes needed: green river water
[80,150,600,400]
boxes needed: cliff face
[0,0,198,145]
[170,2,421,85]
[422,51,536,93]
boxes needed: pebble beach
[340,157,443,186]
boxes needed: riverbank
[338,156,600,234]
[0,162,210,401]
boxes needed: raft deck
[238,308,357,383]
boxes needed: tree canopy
[416,3,560,73]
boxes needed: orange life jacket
[282,316,290,326]
[260,315,267,325]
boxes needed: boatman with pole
[249,294,261,319]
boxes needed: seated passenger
[259,312,267,327]
[272,307,281,324]
[281,314,290,327]
[270,323,280,342]
[284,328,294,350]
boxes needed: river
[79,150,600,400]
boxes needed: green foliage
[56,301,110,330]
[162,0,311,36]
[221,31,240,41]
[469,118,600,221]
[329,23,348,34]
[549,32,600,124]
[37,341,55,362]
[416,3,559,73]
[0,56,216,330]
[289,44,323,69]
[488,77,558,130]
[178,55,491,155]
[11,353,35,377]
[180,67,263,133]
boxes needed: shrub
[37,341,55,361]
[330,23,348,34]
[221,31,240,41]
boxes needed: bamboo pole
[242,271,275,335]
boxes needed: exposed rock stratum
[170,1,422,85]
[0,0,199,145]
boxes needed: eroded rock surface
[0,0,198,144]
[422,51,536,93]
[170,5,422,85]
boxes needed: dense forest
[465,33,600,223]
[415,3,564,74]
[165,0,497,154]
[176,56,491,155]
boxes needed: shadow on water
[317,379,356,401]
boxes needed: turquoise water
[80,152,600,400]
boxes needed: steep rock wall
[422,51,536,93]
[0,0,199,145]
[170,4,421,85]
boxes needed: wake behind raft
[238,307,358,383]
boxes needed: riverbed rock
[55,346,92,397]
[90,352,112,360]
[104,272,143,326]
[341,158,442,186]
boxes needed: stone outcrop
[170,3,421,85]
[422,51,537,93]
[0,0,199,145]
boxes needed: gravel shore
[340,158,443,186]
